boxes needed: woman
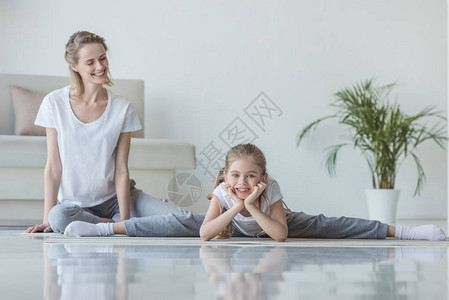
[26,31,195,234]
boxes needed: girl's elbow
[275,228,288,242]
[200,234,213,241]
[199,228,212,241]
[201,235,211,242]
[275,236,287,242]
[273,232,287,242]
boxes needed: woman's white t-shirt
[212,179,283,236]
[35,86,142,207]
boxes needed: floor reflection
[43,242,447,300]
[200,246,288,300]
[44,244,129,300]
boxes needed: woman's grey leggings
[48,182,192,233]
[49,184,388,239]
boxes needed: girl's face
[71,43,109,86]
[224,157,267,199]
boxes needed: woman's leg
[88,194,121,223]
[130,188,185,217]
[48,203,102,233]
[286,211,388,239]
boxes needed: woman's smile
[92,70,106,78]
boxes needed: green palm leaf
[296,78,447,196]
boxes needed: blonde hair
[208,143,270,239]
[64,31,113,96]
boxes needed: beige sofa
[0,74,195,221]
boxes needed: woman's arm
[26,128,61,233]
[114,132,131,221]
[200,194,243,241]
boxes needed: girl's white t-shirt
[35,86,142,207]
[212,179,283,236]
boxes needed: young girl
[200,144,288,242]
[65,143,446,241]
[200,144,446,241]
[26,31,200,234]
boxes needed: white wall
[0,0,446,219]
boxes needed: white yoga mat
[39,234,449,247]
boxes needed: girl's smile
[225,157,267,200]
[234,187,251,197]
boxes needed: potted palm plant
[296,79,447,224]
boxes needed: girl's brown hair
[208,143,269,239]
[64,31,113,96]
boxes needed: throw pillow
[11,85,47,136]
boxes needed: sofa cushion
[11,86,46,136]
[0,135,196,169]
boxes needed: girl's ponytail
[207,167,225,200]
[207,167,234,239]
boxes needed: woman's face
[71,43,109,86]
[224,157,267,199]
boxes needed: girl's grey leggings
[49,184,388,239]
[123,210,388,239]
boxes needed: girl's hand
[244,182,267,207]
[223,184,244,210]
[25,223,53,233]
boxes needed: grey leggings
[48,182,187,233]
[49,183,387,239]
[285,212,388,239]
[124,210,388,239]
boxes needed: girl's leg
[48,203,102,233]
[125,187,205,236]
[64,221,114,237]
[65,211,206,237]
[287,212,446,240]
[65,183,206,237]
[124,210,206,237]
[390,224,446,240]
[113,222,126,234]
[387,225,395,237]
[286,212,388,239]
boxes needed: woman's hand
[223,183,244,210]
[25,223,53,233]
[244,182,267,208]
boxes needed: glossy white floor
[1,221,448,300]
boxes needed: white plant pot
[365,189,400,225]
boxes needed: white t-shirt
[35,86,142,207]
[212,179,283,236]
